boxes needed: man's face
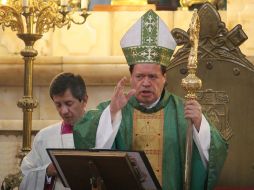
[130,64,166,106]
[52,89,87,125]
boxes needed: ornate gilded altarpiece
[167,3,254,187]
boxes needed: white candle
[1,0,8,5]
[81,0,87,9]
[61,0,68,6]
[22,0,29,6]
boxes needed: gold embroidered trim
[132,109,164,185]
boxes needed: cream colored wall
[0,1,254,185]
[1,2,253,56]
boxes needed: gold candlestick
[0,0,89,154]
[181,9,202,190]
[0,0,89,189]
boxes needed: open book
[47,149,162,190]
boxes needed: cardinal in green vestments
[73,10,228,190]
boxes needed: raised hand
[184,99,202,131]
[110,77,136,120]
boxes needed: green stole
[73,90,228,190]
[113,91,208,190]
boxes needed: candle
[22,0,29,6]
[61,0,68,6]
[1,0,8,5]
[81,0,87,9]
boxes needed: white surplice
[19,122,74,190]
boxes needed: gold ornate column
[17,33,41,153]
[0,0,89,188]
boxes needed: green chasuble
[73,90,228,190]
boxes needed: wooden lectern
[47,149,161,190]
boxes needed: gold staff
[181,9,202,190]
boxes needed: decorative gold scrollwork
[17,96,38,111]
